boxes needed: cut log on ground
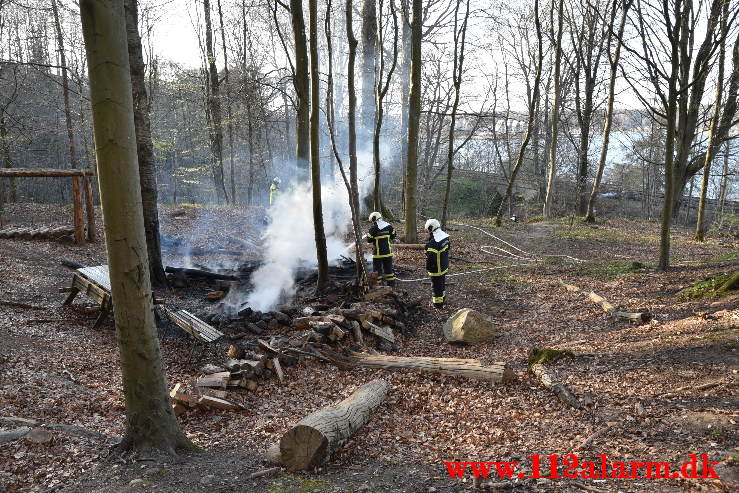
[559,280,651,323]
[321,350,513,383]
[530,363,582,409]
[360,320,395,343]
[279,379,389,470]
[164,266,239,281]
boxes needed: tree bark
[291,0,310,176]
[203,0,228,203]
[280,379,389,470]
[217,0,236,203]
[309,0,329,291]
[79,0,194,453]
[403,0,422,243]
[542,0,564,218]
[124,0,167,287]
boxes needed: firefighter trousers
[372,257,396,287]
[431,275,445,308]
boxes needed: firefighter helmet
[425,218,441,232]
[273,177,281,185]
[368,211,382,222]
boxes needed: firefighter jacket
[269,183,279,205]
[366,220,396,258]
[426,229,450,276]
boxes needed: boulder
[442,308,497,344]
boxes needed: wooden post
[71,176,85,245]
[84,176,95,241]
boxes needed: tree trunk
[308,0,329,291]
[51,0,79,171]
[441,0,471,228]
[0,111,15,206]
[403,0,422,243]
[217,0,236,203]
[542,0,564,218]
[586,0,630,223]
[494,0,544,226]
[203,0,228,203]
[399,0,410,213]
[124,0,167,287]
[360,0,377,139]
[717,271,739,294]
[280,379,389,470]
[291,0,310,176]
[79,0,194,453]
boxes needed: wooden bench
[62,265,113,329]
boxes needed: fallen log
[360,320,395,343]
[321,350,513,383]
[559,280,651,323]
[529,363,581,409]
[164,266,239,281]
[280,379,389,470]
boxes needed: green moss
[525,215,545,224]
[678,273,734,301]
[269,475,331,493]
[527,347,574,370]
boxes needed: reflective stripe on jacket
[426,234,450,276]
[269,184,279,205]
[366,223,396,258]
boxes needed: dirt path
[1,205,737,492]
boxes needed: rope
[395,262,538,282]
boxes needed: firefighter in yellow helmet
[365,212,396,287]
[425,218,450,309]
[269,177,281,206]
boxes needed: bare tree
[51,0,79,171]
[494,0,544,226]
[79,0,195,453]
[441,0,471,228]
[216,0,236,202]
[542,0,565,218]
[372,0,399,212]
[290,0,310,174]
[585,0,632,223]
[203,0,228,203]
[361,0,378,138]
[124,0,167,287]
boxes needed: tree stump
[442,308,498,343]
[279,378,389,470]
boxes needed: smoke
[241,181,354,312]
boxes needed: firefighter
[425,218,450,309]
[365,211,396,287]
[269,177,281,206]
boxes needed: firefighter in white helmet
[269,177,281,206]
[365,211,396,287]
[425,218,450,309]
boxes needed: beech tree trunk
[309,0,329,291]
[80,0,194,453]
[403,0,421,243]
[291,0,310,176]
[280,379,389,470]
[361,0,377,139]
[124,0,167,287]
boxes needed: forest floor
[1,203,738,493]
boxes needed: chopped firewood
[280,379,389,470]
[559,281,651,323]
[201,389,229,399]
[244,379,258,391]
[197,395,242,411]
[272,358,284,383]
[206,290,225,301]
[360,320,395,343]
[195,372,231,389]
[321,349,513,383]
[258,339,282,356]
[530,363,582,409]
[227,344,244,359]
[169,384,199,407]
[351,320,364,346]
[265,359,274,370]
[200,364,226,375]
[363,287,392,301]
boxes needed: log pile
[0,225,75,240]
